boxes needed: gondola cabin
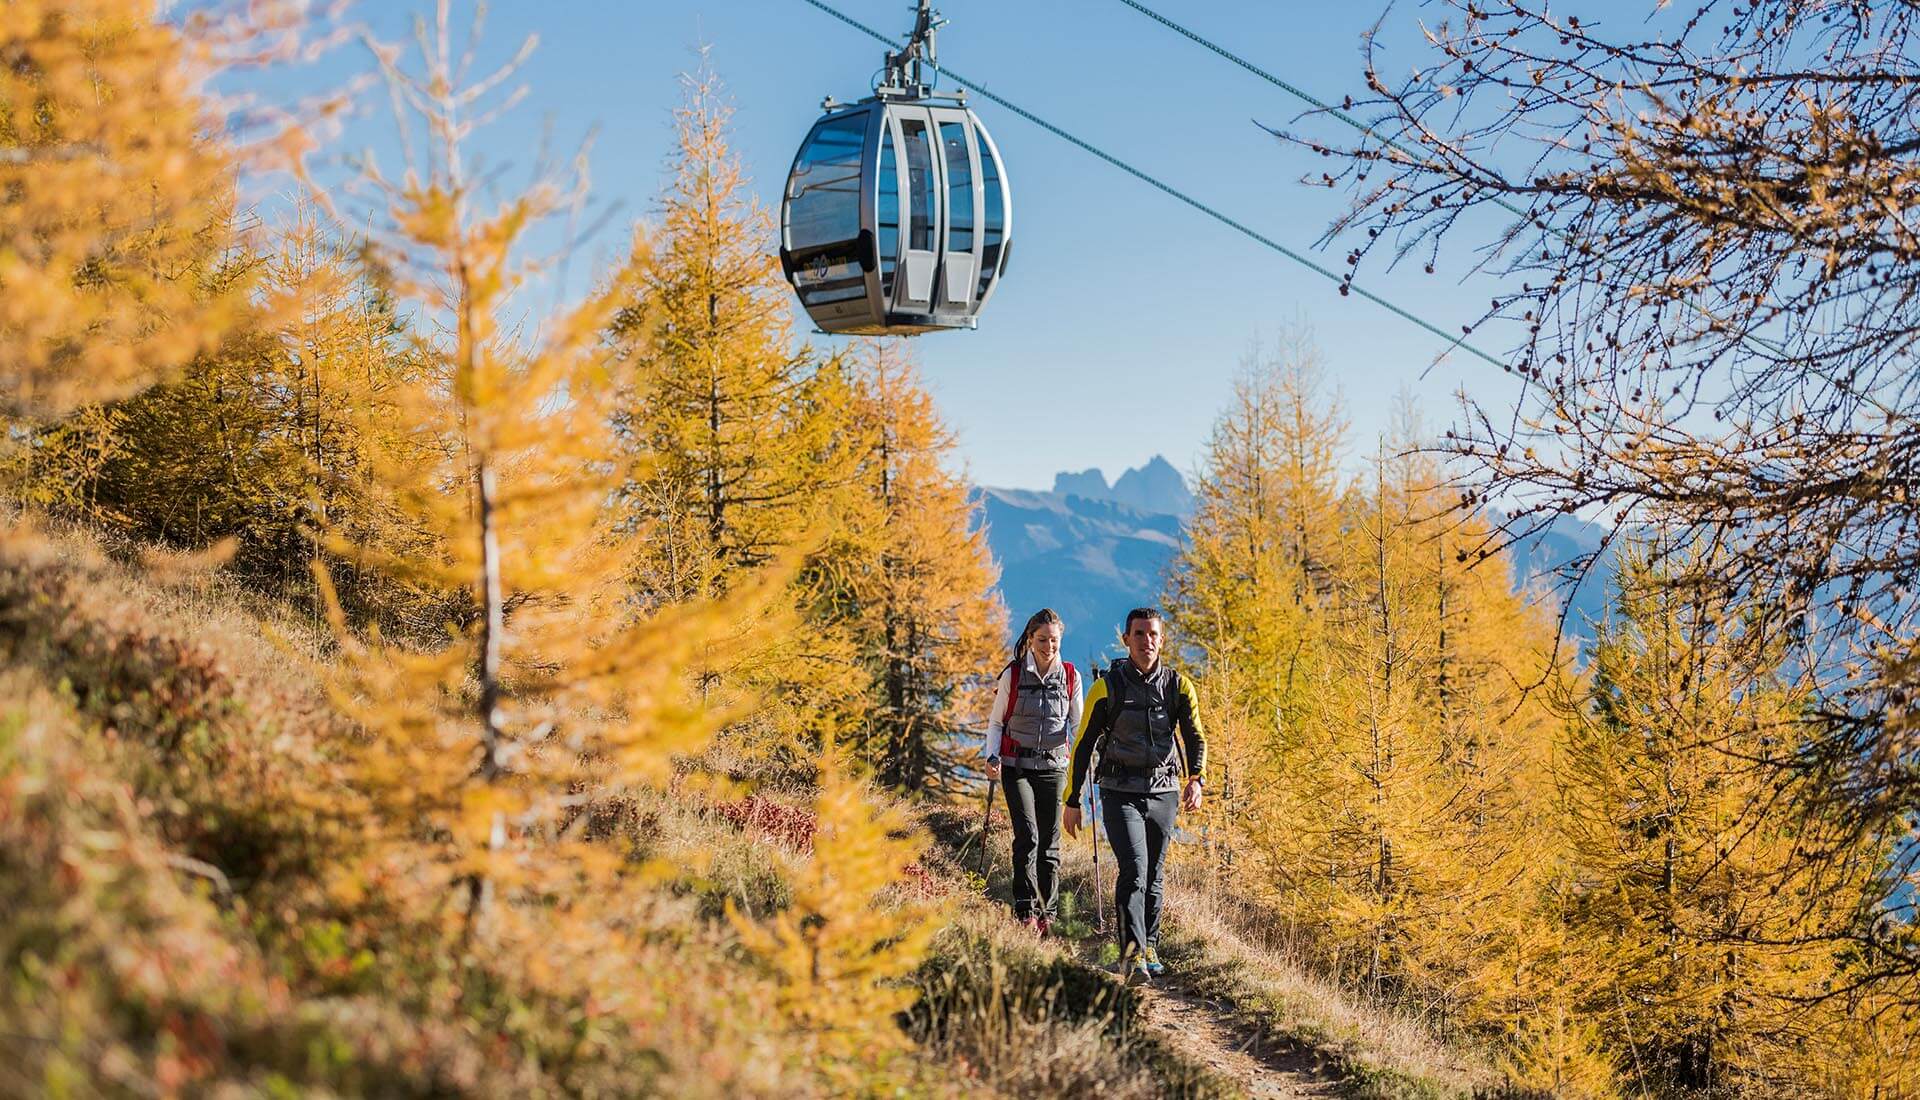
[779,3,1012,335]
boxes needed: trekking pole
[977,772,995,881]
[1090,789,1106,935]
[1085,647,1108,937]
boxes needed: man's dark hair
[1123,607,1164,634]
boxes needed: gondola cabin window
[787,115,870,307]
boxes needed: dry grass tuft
[907,905,1239,1100]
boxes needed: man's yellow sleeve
[1175,671,1208,783]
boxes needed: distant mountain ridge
[1050,455,1194,519]
[978,457,1188,656]
[976,459,1616,661]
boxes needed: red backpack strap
[999,659,1021,725]
[1064,661,1078,698]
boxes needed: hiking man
[1063,607,1206,986]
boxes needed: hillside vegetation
[0,515,1485,1098]
[3,2,1919,1098]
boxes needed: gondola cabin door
[889,107,939,313]
[884,105,987,316]
[932,109,981,312]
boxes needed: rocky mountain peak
[1041,457,1193,518]
[1109,455,1193,518]
[1051,468,1111,500]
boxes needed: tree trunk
[466,458,507,942]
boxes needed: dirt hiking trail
[1137,977,1342,1099]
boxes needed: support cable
[1115,0,1384,147]
[1110,0,1813,370]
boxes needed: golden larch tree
[1165,330,1347,875]
[316,13,781,962]
[1314,2,1920,1026]
[834,341,1003,794]
[1258,429,1558,1017]
[14,209,433,624]
[731,749,945,1079]
[614,63,860,584]
[0,0,252,423]
[611,64,869,761]
[1556,541,1896,1094]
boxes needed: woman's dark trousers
[1001,766,1065,920]
[1100,787,1177,956]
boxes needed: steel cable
[1110,0,1808,367]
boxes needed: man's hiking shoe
[1124,954,1153,987]
[1019,914,1041,934]
[1035,916,1053,939]
[1143,946,1166,976]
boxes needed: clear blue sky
[258,0,1526,490]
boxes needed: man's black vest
[1094,659,1183,795]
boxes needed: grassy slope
[0,519,885,1096]
[0,519,1200,1097]
[0,516,1500,1098]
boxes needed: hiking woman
[982,608,1082,935]
[1063,607,1207,985]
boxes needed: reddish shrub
[715,795,818,852]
